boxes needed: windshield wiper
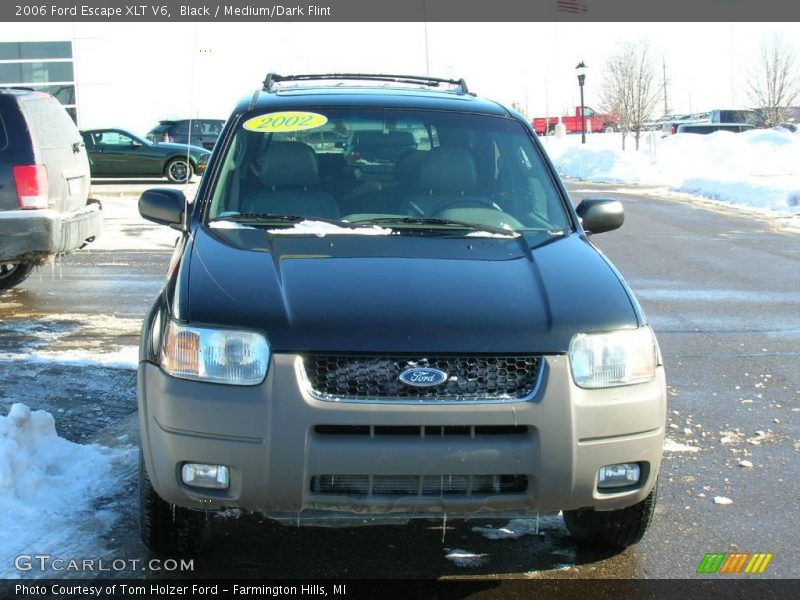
[354,216,517,237]
[210,213,358,228]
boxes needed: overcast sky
[3,21,799,132]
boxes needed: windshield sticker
[243,111,328,133]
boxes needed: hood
[184,227,639,353]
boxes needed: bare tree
[747,34,800,127]
[600,41,660,150]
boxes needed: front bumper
[0,203,102,263]
[138,355,666,518]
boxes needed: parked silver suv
[0,88,101,290]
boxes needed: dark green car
[80,128,210,183]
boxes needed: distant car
[704,109,756,125]
[146,119,225,150]
[660,114,694,137]
[0,88,101,290]
[675,123,754,134]
[81,128,211,183]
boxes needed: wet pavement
[0,181,797,580]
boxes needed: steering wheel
[430,196,498,216]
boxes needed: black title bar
[3,0,800,22]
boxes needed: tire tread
[563,484,657,549]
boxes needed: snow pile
[208,220,257,230]
[0,404,136,577]
[268,220,392,236]
[465,230,519,238]
[543,128,800,213]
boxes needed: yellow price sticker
[242,111,328,133]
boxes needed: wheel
[602,123,618,133]
[547,124,556,135]
[0,262,34,290]
[562,484,657,549]
[139,449,206,554]
[165,157,192,184]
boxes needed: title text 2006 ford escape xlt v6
[136,74,666,554]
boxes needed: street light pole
[576,61,587,144]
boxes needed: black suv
[137,74,665,554]
[146,119,225,150]
[0,88,101,290]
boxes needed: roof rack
[262,73,470,95]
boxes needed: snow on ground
[663,439,701,453]
[542,129,800,214]
[88,186,195,251]
[444,548,487,568]
[472,514,564,540]
[0,404,136,578]
[0,347,138,370]
[0,313,140,370]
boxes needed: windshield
[207,108,571,236]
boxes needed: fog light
[597,463,640,489]
[181,463,229,490]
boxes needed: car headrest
[417,146,477,194]
[260,142,319,188]
[395,150,427,185]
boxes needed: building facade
[0,40,78,122]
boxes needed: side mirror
[139,188,186,228]
[576,198,624,234]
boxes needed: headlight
[161,320,269,385]
[568,326,657,389]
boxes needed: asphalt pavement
[0,181,797,580]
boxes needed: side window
[173,122,190,136]
[583,107,596,117]
[193,121,219,135]
[98,131,134,146]
[19,96,80,150]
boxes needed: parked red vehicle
[531,106,619,135]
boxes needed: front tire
[602,123,618,133]
[562,484,657,549]
[165,157,192,184]
[139,450,205,555]
[0,262,34,290]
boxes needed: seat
[241,141,339,219]
[401,146,493,216]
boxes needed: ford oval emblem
[398,367,448,387]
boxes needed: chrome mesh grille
[301,355,541,401]
[310,475,528,496]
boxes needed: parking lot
[0,180,798,580]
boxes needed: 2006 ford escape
[137,74,666,554]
